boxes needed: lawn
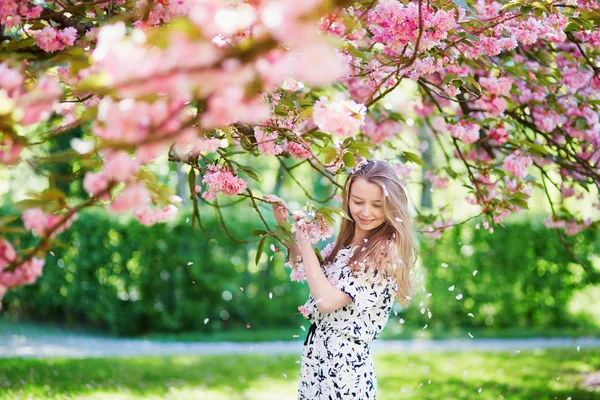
[0,348,598,399]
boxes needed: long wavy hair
[323,159,419,306]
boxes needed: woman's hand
[263,194,290,225]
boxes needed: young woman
[265,159,418,399]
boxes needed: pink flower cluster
[23,208,77,238]
[0,239,45,308]
[362,116,401,144]
[201,87,271,129]
[424,171,450,189]
[109,182,151,213]
[0,1,42,28]
[291,205,335,244]
[201,164,248,200]
[284,140,312,160]
[312,97,366,138]
[0,64,63,134]
[32,26,78,53]
[0,136,23,166]
[133,204,178,226]
[254,127,283,155]
[545,217,593,236]
[448,122,480,144]
[503,151,533,179]
[368,0,457,53]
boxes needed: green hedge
[417,218,599,330]
[5,208,308,335]
[3,207,598,335]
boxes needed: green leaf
[402,151,425,166]
[321,146,337,164]
[452,0,476,14]
[343,152,356,167]
[509,198,529,210]
[255,235,268,265]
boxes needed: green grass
[0,348,598,399]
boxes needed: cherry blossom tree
[1,0,599,305]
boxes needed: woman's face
[348,178,386,235]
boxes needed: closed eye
[353,201,381,208]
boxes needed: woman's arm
[297,238,352,313]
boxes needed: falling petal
[283,373,287,379]
[577,346,580,352]
[418,383,423,388]
[478,388,483,393]
[247,323,251,328]
[468,332,473,338]
[427,310,432,319]
[426,293,432,298]
[399,318,405,324]
[448,285,455,291]
[269,292,273,299]
[473,270,478,276]
[186,218,190,223]
[420,307,425,314]
[516,350,520,354]
[423,324,428,329]
[292,334,299,338]
[240,287,244,291]
[300,325,306,331]
[456,294,463,300]
[464,370,468,376]
[192,281,195,284]
[441,263,448,268]
[468,313,474,318]
[50,251,55,257]
[270,244,275,252]
[204,318,209,324]
[187,262,193,266]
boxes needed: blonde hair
[324,159,418,307]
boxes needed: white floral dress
[297,245,398,399]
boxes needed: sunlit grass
[1,348,598,399]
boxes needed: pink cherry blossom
[284,140,312,160]
[201,86,271,129]
[0,239,17,270]
[109,182,151,213]
[0,137,23,165]
[83,171,110,199]
[312,97,366,138]
[291,205,334,244]
[503,151,533,179]
[202,164,247,197]
[254,127,283,155]
[103,151,141,183]
[362,117,400,144]
[298,305,310,318]
[19,77,62,125]
[33,26,78,53]
[22,208,76,238]
[449,122,480,144]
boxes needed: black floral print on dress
[298,245,398,399]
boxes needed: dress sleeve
[333,262,393,314]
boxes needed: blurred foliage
[416,218,600,331]
[2,205,599,336]
[3,205,308,335]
